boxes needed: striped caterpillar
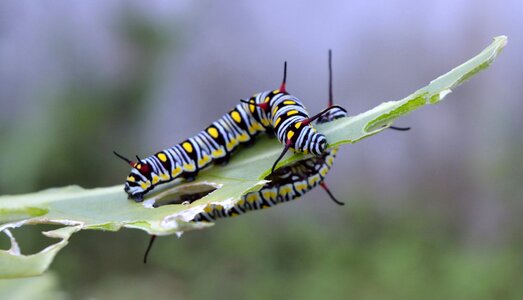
[193,51,347,222]
[192,111,346,222]
[142,52,346,263]
[140,51,410,263]
[115,61,345,202]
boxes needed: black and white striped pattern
[192,106,347,222]
[122,87,338,201]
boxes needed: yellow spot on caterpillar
[272,106,280,114]
[261,118,270,127]
[249,104,255,113]
[231,111,242,123]
[294,122,302,129]
[287,131,295,140]
[295,182,307,192]
[171,166,182,177]
[230,212,239,217]
[207,127,219,138]
[303,149,309,155]
[226,139,238,151]
[204,205,213,213]
[262,190,277,200]
[320,166,329,176]
[140,182,148,190]
[246,194,259,203]
[280,185,292,196]
[265,96,270,102]
[237,199,245,206]
[136,164,141,170]
[212,148,225,157]
[283,100,296,105]
[157,153,167,162]
[308,175,321,186]
[127,176,135,182]
[198,155,211,167]
[287,110,298,116]
[274,117,282,127]
[160,173,170,180]
[183,163,196,172]
[182,142,193,153]
[152,175,160,185]
[272,89,280,94]
[237,133,249,142]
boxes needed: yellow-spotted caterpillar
[140,51,410,263]
[115,61,345,202]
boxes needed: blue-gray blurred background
[0,1,522,299]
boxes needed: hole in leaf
[0,232,10,250]
[151,183,218,207]
[1,224,66,254]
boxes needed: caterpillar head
[270,105,347,174]
[114,151,152,202]
[271,122,327,175]
[287,122,327,155]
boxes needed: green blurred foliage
[0,12,171,194]
[0,273,64,300]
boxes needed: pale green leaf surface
[0,36,507,278]
[0,272,64,300]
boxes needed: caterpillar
[189,58,411,221]
[143,51,346,263]
[192,50,347,222]
[115,62,344,202]
[141,51,410,263]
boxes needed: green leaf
[0,226,79,279]
[0,272,64,300]
[0,36,507,278]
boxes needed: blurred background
[0,0,522,299]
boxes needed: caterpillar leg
[181,167,200,182]
[130,192,145,203]
[265,128,275,138]
[213,153,231,166]
[184,174,197,182]
[320,182,344,206]
[244,138,257,148]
